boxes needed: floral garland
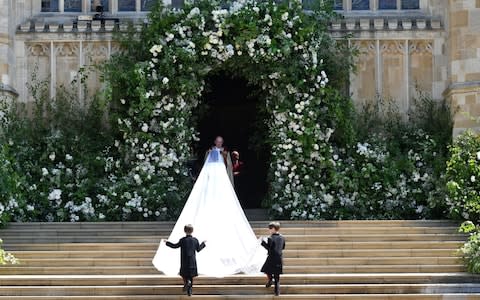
[103,0,340,221]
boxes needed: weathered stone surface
[0,0,479,135]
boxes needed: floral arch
[106,0,352,220]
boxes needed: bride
[152,136,266,277]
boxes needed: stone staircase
[0,220,479,299]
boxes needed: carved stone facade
[1,0,479,134]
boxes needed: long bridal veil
[152,148,266,277]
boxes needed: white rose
[477,151,480,160]
[162,77,169,85]
[165,33,174,42]
[65,154,73,161]
[141,123,149,132]
[133,174,142,185]
[48,189,62,201]
[42,168,49,176]
[49,152,56,161]
[471,175,476,183]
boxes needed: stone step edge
[0,273,478,284]
[4,220,459,226]
[0,294,479,300]
[1,283,479,290]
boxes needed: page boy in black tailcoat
[165,224,206,296]
[261,221,286,296]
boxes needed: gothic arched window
[41,0,59,12]
[379,0,396,9]
[141,0,157,11]
[119,0,136,11]
[64,0,81,12]
[91,0,109,12]
[402,0,419,9]
[352,0,370,10]
[333,0,343,10]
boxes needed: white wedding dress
[152,148,266,277]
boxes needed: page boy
[165,224,206,296]
[261,221,285,296]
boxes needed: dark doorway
[194,73,269,208]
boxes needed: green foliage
[446,130,480,221]
[104,0,357,220]
[459,221,480,274]
[0,0,455,224]
[0,143,23,226]
[0,239,19,265]
[0,74,113,222]
[272,94,453,220]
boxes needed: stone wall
[4,0,480,135]
[15,23,119,102]
[445,0,480,135]
[0,0,17,99]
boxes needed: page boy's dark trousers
[182,276,193,296]
[267,274,281,295]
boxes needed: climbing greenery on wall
[0,0,456,224]
[104,0,355,220]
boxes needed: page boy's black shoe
[265,279,273,288]
[186,280,193,296]
[274,284,280,296]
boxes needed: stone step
[0,227,461,235]
[1,283,479,296]
[3,241,465,251]
[14,257,461,267]
[0,220,474,298]
[0,295,479,300]
[1,274,478,286]
[3,220,458,230]
[0,265,465,275]
[10,248,459,259]
[0,234,466,244]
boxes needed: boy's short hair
[268,221,280,231]
[184,224,194,234]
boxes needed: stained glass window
[401,0,419,9]
[118,0,136,11]
[141,0,157,11]
[64,0,81,12]
[352,0,369,10]
[91,0,109,12]
[334,0,343,10]
[41,0,59,12]
[379,0,396,9]
[171,0,184,9]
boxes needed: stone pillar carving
[25,43,51,101]
[82,42,110,99]
[445,0,480,136]
[55,42,80,89]
[0,0,18,99]
[409,40,433,98]
[381,40,407,112]
[350,40,377,106]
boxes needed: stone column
[0,0,18,99]
[444,0,480,136]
